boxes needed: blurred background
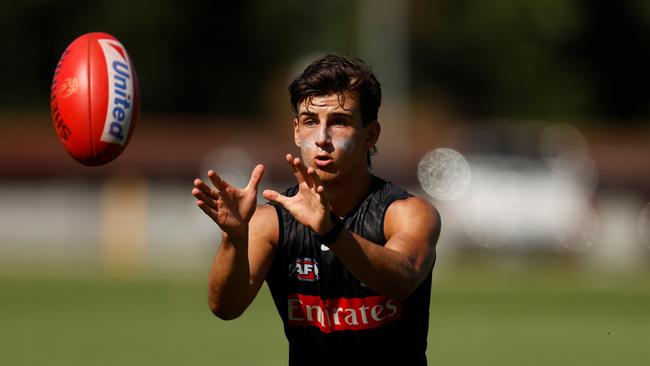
[1,0,649,365]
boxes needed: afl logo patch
[289,258,319,282]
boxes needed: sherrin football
[50,32,140,166]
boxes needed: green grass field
[1,261,649,365]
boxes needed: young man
[192,54,440,365]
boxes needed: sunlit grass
[1,259,648,365]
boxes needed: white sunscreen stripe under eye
[300,126,355,152]
[332,135,355,152]
[300,134,315,146]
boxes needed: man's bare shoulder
[388,195,439,218]
[384,195,441,240]
[249,204,280,247]
[254,203,279,218]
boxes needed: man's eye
[304,119,318,126]
[333,119,347,126]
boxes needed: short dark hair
[289,54,382,126]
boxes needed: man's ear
[366,121,380,148]
[293,118,301,147]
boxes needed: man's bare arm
[207,205,277,319]
[327,197,440,299]
[192,165,277,319]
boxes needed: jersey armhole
[269,202,285,251]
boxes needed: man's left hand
[263,154,334,235]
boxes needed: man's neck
[324,170,373,218]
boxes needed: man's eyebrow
[298,111,354,118]
[330,112,353,118]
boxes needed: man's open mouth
[314,155,333,167]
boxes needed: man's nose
[315,125,330,146]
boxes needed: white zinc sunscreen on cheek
[299,127,328,150]
[299,134,314,148]
[332,135,356,153]
[299,126,356,155]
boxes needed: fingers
[208,170,229,191]
[286,154,306,185]
[193,176,230,212]
[196,200,219,222]
[246,164,265,191]
[307,166,328,205]
[307,166,322,189]
[192,185,218,208]
[193,178,219,201]
[262,189,288,205]
[192,180,220,222]
[287,153,314,187]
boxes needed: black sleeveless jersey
[266,176,433,365]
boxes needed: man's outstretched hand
[263,154,333,235]
[192,164,265,244]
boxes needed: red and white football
[50,32,140,166]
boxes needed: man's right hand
[192,164,265,244]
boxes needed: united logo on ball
[50,32,140,166]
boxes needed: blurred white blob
[194,145,255,240]
[539,123,598,196]
[200,146,255,189]
[539,123,600,251]
[417,148,471,201]
[461,159,549,249]
[539,123,588,157]
[640,203,650,248]
[463,171,519,248]
[453,153,600,251]
[552,199,600,252]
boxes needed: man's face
[293,92,379,182]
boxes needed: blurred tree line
[1,0,649,122]
[413,0,650,121]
